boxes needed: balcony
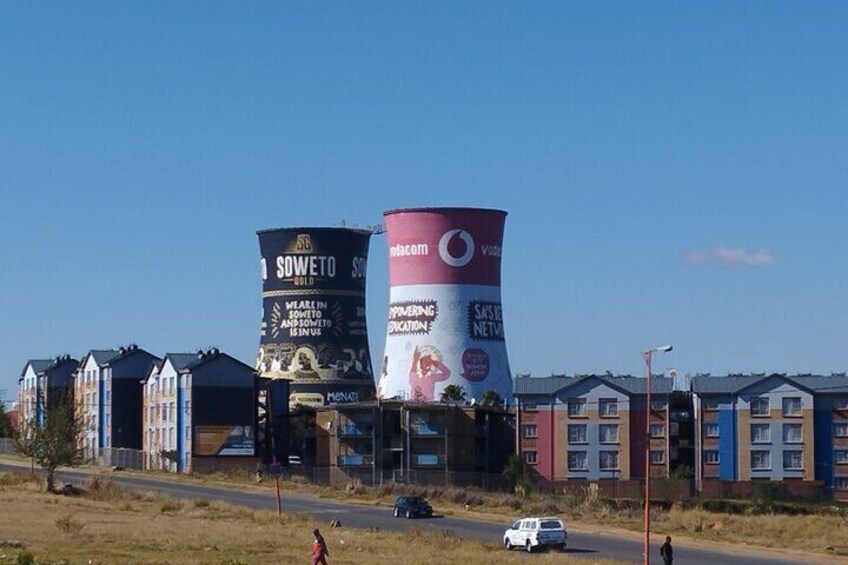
[338,423,374,437]
[411,453,445,467]
[410,422,445,436]
[338,454,374,467]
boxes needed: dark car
[392,496,433,519]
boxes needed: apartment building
[143,349,255,473]
[513,374,692,491]
[75,349,119,459]
[693,373,848,500]
[313,400,515,487]
[18,359,51,427]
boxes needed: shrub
[55,514,85,534]
[193,497,211,508]
[159,500,183,513]
[16,552,35,565]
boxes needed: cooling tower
[378,208,511,402]
[257,227,375,407]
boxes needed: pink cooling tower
[378,208,512,402]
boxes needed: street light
[642,344,672,565]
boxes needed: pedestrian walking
[660,535,673,565]
[311,528,330,565]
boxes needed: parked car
[392,496,433,519]
[503,516,567,553]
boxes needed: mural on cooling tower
[256,228,374,392]
[378,208,512,402]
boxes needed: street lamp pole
[643,344,672,565]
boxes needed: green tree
[14,394,85,492]
[439,384,467,403]
[0,400,11,438]
[479,389,503,407]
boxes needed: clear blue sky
[2,2,848,404]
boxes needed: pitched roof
[20,359,51,378]
[88,349,120,366]
[514,374,675,396]
[692,373,848,395]
[165,353,202,372]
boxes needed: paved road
[0,462,818,564]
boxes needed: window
[599,424,619,444]
[750,397,769,416]
[185,426,191,442]
[521,401,537,411]
[568,424,587,444]
[169,428,175,446]
[651,399,666,411]
[522,424,537,438]
[783,397,802,417]
[701,398,718,411]
[835,450,848,464]
[751,450,771,470]
[783,450,803,470]
[650,424,665,438]
[568,451,588,471]
[599,451,619,470]
[751,423,770,444]
[783,423,802,444]
[835,396,848,411]
[567,398,587,417]
[836,477,848,491]
[523,451,537,465]
[163,407,168,423]
[599,399,618,417]
[704,450,719,464]
[650,450,665,464]
[836,423,848,438]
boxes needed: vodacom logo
[438,229,475,267]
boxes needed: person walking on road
[660,535,673,565]
[311,528,330,565]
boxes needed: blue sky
[2,2,848,403]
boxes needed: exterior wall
[736,379,813,481]
[77,356,101,459]
[18,365,40,427]
[559,381,630,482]
[155,360,179,472]
[142,367,163,470]
[109,350,158,450]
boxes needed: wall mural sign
[378,208,512,402]
[257,227,376,407]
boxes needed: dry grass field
[0,472,624,565]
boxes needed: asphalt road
[0,462,817,564]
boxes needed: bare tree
[14,394,85,492]
[0,400,12,438]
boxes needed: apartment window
[649,424,665,438]
[835,396,848,411]
[170,428,175,446]
[783,423,802,444]
[163,407,168,423]
[750,397,769,416]
[567,398,587,417]
[599,424,619,444]
[650,450,665,464]
[704,450,720,464]
[599,451,619,471]
[783,450,803,470]
[751,450,771,470]
[783,397,802,417]
[835,450,848,464]
[568,424,588,444]
[651,399,666,411]
[523,451,537,465]
[568,451,588,471]
[170,403,176,422]
[185,426,191,443]
[522,424,537,438]
[836,477,848,491]
[521,401,537,412]
[836,423,848,437]
[599,398,618,417]
[751,423,771,444]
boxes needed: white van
[503,516,567,553]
